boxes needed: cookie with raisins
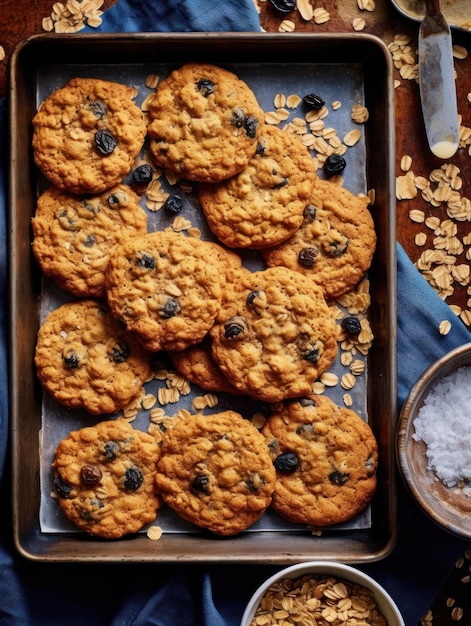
[52,419,161,538]
[262,179,377,300]
[104,231,223,352]
[155,411,275,536]
[35,299,152,415]
[209,266,337,403]
[32,184,148,298]
[32,78,146,194]
[262,394,378,527]
[147,63,264,182]
[198,124,317,249]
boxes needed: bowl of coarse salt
[397,343,471,541]
[241,561,405,626]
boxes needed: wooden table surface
[2,0,471,323]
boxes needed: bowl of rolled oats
[241,561,405,626]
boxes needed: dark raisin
[298,397,317,407]
[324,154,347,177]
[269,0,296,14]
[83,234,96,248]
[298,247,318,268]
[274,452,299,473]
[159,297,181,319]
[164,195,184,214]
[107,193,123,209]
[295,424,316,440]
[245,472,264,493]
[303,348,320,363]
[136,253,155,269]
[196,78,215,97]
[256,141,266,156]
[83,201,97,214]
[303,205,317,222]
[63,351,80,369]
[124,467,144,491]
[324,236,348,258]
[244,115,258,139]
[132,164,153,186]
[109,341,130,363]
[231,107,246,129]
[88,100,106,118]
[80,464,102,486]
[191,474,210,494]
[94,129,117,155]
[103,441,120,460]
[54,475,72,499]
[272,176,288,189]
[224,316,247,339]
[329,469,349,486]
[246,290,260,307]
[303,93,325,110]
[341,316,362,336]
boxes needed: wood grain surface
[2,0,471,322]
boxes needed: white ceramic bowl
[397,343,471,541]
[241,561,405,626]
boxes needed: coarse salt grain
[413,366,471,491]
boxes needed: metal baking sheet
[9,33,397,563]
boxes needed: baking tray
[9,32,397,563]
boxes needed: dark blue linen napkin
[2,1,471,624]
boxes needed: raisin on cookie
[52,419,161,538]
[35,299,152,415]
[32,77,146,194]
[147,63,264,183]
[262,179,377,300]
[104,231,223,352]
[262,394,378,527]
[198,124,318,249]
[209,266,338,402]
[155,411,276,536]
[32,184,148,298]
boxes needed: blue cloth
[2,2,471,624]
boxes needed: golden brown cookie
[32,77,146,194]
[262,179,377,300]
[104,231,223,352]
[168,336,242,395]
[147,63,264,182]
[262,394,378,527]
[209,266,338,402]
[32,184,148,298]
[155,411,275,536]
[35,299,152,415]
[52,419,161,538]
[198,124,318,249]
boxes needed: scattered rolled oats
[439,320,452,335]
[279,19,296,32]
[313,7,330,24]
[147,525,163,541]
[296,0,314,21]
[452,44,468,60]
[351,104,369,124]
[343,128,361,146]
[352,17,366,31]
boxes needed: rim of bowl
[240,560,405,626]
[396,342,471,541]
